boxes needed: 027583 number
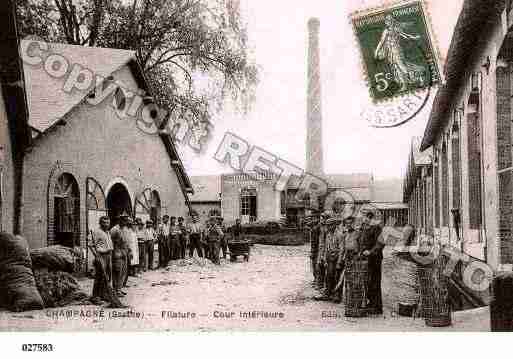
[21,344,54,352]
[374,72,393,92]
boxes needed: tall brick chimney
[306,17,324,177]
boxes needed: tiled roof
[22,40,136,132]
[189,176,221,202]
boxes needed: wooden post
[490,272,513,331]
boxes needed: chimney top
[308,17,320,31]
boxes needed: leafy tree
[16,0,258,134]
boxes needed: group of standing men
[89,212,242,303]
[90,213,157,301]
[157,213,229,266]
[308,210,385,315]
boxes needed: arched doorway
[53,173,80,247]
[106,183,132,227]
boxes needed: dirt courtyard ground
[0,244,489,331]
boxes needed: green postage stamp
[352,0,442,102]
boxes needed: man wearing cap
[316,212,330,289]
[158,215,170,267]
[177,217,187,259]
[218,217,228,260]
[135,218,147,271]
[169,216,181,260]
[188,214,204,258]
[337,216,361,264]
[206,216,223,264]
[231,218,244,241]
[90,216,113,304]
[361,211,385,315]
[202,219,211,259]
[336,215,363,305]
[309,213,321,286]
[318,216,344,301]
[145,220,157,270]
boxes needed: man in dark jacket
[361,211,384,315]
[206,216,223,264]
[309,214,321,286]
[177,217,187,259]
[231,218,244,240]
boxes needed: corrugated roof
[22,40,136,132]
[420,0,506,150]
[189,176,221,202]
[373,202,408,210]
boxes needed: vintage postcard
[0,0,511,348]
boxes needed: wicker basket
[344,258,369,318]
[417,257,451,327]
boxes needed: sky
[178,0,464,180]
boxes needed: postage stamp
[351,0,442,102]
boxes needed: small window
[114,87,127,111]
[240,187,257,217]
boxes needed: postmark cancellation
[351,0,442,102]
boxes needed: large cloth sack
[30,245,79,272]
[34,270,88,308]
[0,232,44,312]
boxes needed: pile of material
[29,246,88,308]
[30,245,81,273]
[0,232,44,312]
[33,270,88,307]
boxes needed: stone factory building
[20,40,193,255]
[405,0,513,272]
[0,8,194,274]
[190,172,406,227]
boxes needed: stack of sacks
[30,245,88,308]
[0,232,44,312]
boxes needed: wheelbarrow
[228,238,251,262]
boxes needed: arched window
[87,177,106,211]
[134,188,162,224]
[53,173,80,247]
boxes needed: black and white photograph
[0,0,511,353]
